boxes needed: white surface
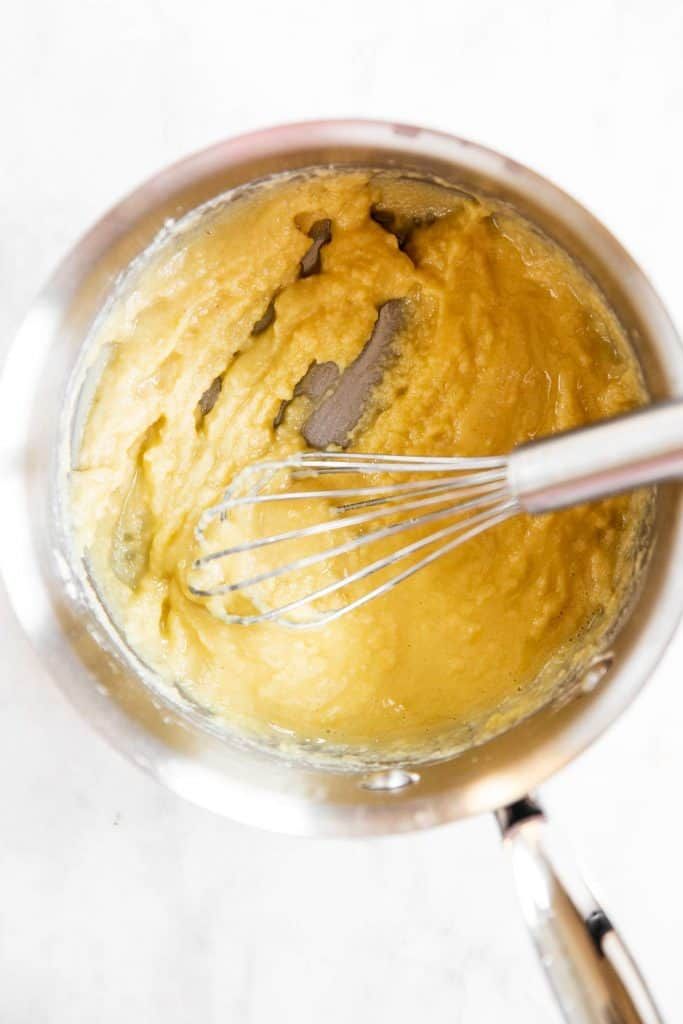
[2,1,682,1020]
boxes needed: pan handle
[496,796,663,1023]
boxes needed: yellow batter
[71,170,647,760]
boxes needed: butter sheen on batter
[71,170,646,759]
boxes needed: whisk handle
[508,400,683,514]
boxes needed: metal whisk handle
[508,400,683,514]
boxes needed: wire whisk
[187,402,683,629]
[189,452,518,627]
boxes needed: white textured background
[2,1,682,1020]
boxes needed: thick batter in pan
[71,170,647,758]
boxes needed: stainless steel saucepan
[1,120,681,1023]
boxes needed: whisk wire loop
[189,451,516,627]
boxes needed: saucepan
[1,120,681,1022]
